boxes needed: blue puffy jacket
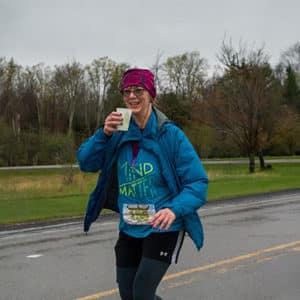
[77,108,208,250]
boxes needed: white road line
[201,194,300,213]
[26,254,43,258]
[0,221,119,241]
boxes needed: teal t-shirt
[117,118,184,237]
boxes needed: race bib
[123,204,156,225]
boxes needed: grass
[0,163,300,225]
[0,168,98,225]
[206,163,300,200]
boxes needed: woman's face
[122,86,153,117]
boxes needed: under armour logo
[160,251,168,257]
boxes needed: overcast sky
[1,0,299,72]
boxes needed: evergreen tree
[283,65,300,111]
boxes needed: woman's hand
[103,112,123,136]
[149,208,176,231]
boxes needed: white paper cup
[116,108,132,131]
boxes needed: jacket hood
[153,107,170,130]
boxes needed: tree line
[0,39,300,172]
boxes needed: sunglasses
[122,87,145,97]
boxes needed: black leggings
[116,257,166,300]
[114,231,184,300]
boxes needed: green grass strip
[0,163,300,225]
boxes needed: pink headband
[120,68,156,99]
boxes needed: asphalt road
[1,191,300,300]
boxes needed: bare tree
[0,57,7,116]
[51,61,85,136]
[104,63,129,116]
[0,59,23,137]
[209,40,281,172]
[151,49,164,95]
[162,51,208,102]
[22,64,52,133]
[86,57,115,127]
[280,42,300,75]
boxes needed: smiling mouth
[128,101,140,107]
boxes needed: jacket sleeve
[77,128,111,172]
[166,127,208,218]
